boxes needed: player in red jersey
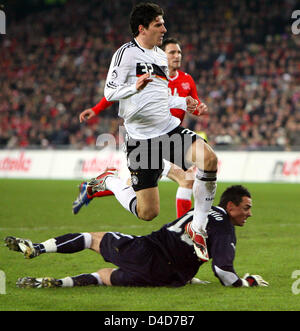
[74,38,207,220]
[163,38,201,123]
[161,38,204,218]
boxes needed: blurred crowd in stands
[1,0,300,150]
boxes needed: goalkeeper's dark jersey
[145,206,240,286]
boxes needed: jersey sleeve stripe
[114,43,129,67]
[106,82,118,89]
[114,42,136,67]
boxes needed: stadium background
[1,0,300,150]
[1,0,300,312]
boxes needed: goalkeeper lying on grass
[5,185,268,289]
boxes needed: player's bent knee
[136,188,160,221]
[89,232,106,252]
[190,140,218,171]
[205,149,218,170]
[137,207,159,221]
[97,268,114,286]
[194,142,218,171]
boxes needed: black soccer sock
[59,273,103,287]
[196,169,217,182]
[34,233,92,254]
[56,233,87,253]
[33,243,46,254]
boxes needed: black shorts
[100,232,185,287]
[125,125,203,191]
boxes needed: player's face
[165,43,182,71]
[228,196,252,227]
[143,16,167,47]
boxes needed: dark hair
[130,2,164,37]
[218,185,251,209]
[161,37,180,51]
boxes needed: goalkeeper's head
[219,185,252,227]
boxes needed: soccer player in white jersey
[73,38,207,219]
[87,3,218,262]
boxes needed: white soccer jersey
[104,39,187,139]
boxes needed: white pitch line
[0,223,151,232]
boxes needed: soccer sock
[59,273,103,288]
[191,169,217,233]
[91,190,114,198]
[176,187,193,218]
[105,176,138,216]
[34,233,92,254]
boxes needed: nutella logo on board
[0,152,32,171]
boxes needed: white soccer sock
[83,232,92,249]
[176,187,193,200]
[91,272,103,285]
[191,169,217,233]
[60,276,74,288]
[105,176,137,216]
[40,238,57,253]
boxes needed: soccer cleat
[86,168,118,197]
[185,222,209,262]
[16,277,62,289]
[4,236,40,259]
[72,181,92,215]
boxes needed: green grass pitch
[0,179,300,311]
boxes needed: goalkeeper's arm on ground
[213,264,269,287]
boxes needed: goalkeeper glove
[241,273,269,287]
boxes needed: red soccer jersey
[168,70,201,123]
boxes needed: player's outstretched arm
[79,97,115,123]
[212,259,269,288]
[79,108,96,123]
[214,265,269,288]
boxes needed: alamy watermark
[291,270,300,295]
[0,270,6,294]
[0,6,5,35]
[95,125,204,177]
[291,10,300,35]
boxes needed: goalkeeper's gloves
[241,273,269,287]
